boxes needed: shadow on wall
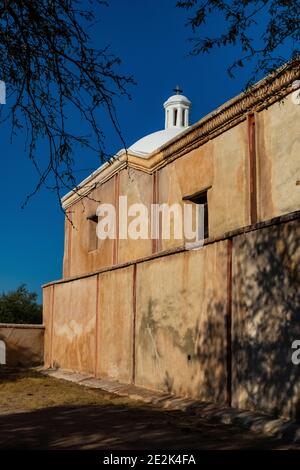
[138,272,228,403]
[232,219,300,419]
[0,340,41,367]
[137,219,300,420]
[0,326,44,367]
[193,299,227,404]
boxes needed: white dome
[163,94,191,107]
[129,127,186,157]
[128,87,191,157]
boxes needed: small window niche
[183,187,210,239]
[87,213,98,252]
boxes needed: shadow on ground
[0,367,297,450]
[0,402,292,450]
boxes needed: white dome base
[129,127,187,157]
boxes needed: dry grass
[0,367,140,413]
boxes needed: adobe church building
[43,60,300,420]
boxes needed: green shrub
[0,285,42,324]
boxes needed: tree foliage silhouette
[0,284,42,324]
[0,1,133,204]
[177,0,299,83]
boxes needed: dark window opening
[87,214,98,251]
[183,188,210,239]
[174,108,178,126]
[181,109,185,126]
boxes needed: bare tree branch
[0,0,134,206]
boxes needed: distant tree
[177,0,300,84]
[0,285,42,324]
[0,1,133,205]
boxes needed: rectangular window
[183,188,210,239]
[87,214,98,251]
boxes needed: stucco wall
[209,121,250,237]
[43,216,300,419]
[44,239,230,399]
[96,266,134,382]
[50,276,97,373]
[158,140,214,251]
[118,169,153,264]
[232,218,300,419]
[61,92,299,279]
[63,177,115,278]
[64,168,153,278]
[135,243,228,401]
[0,324,44,367]
[256,97,300,222]
[44,74,300,419]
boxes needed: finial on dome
[163,88,191,130]
[173,85,183,95]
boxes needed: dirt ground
[0,367,298,450]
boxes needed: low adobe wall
[43,242,229,403]
[0,323,44,367]
[43,215,300,419]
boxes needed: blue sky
[0,0,293,302]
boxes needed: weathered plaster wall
[44,241,230,399]
[64,177,115,278]
[232,218,300,419]
[61,119,250,277]
[118,169,152,264]
[61,93,299,279]
[256,96,300,222]
[96,266,134,382]
[50,276,97,373]
[135,243,228,401]
[0,324,44,366]
[209,121,250,237]
[44,74,300,419]
[43,216,300,419]
[64,168,153,278]
[158,141,213,251]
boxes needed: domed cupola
[129,86,191,157]
[163,85,191,129]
